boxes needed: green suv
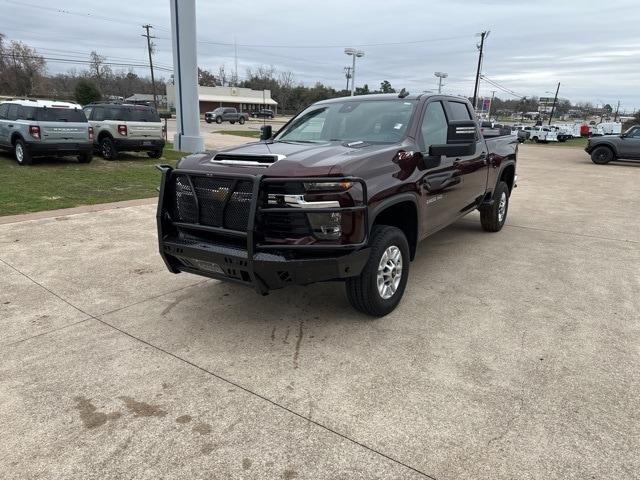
[0,99,93,165]
[83,103,165,160]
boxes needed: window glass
[92,107,105,121]
[127,107,160,122]
[420,101,448,151]
[276,100,416,144]
[7,104,19,121]
[36,108,86,122]
[628,127,640,138]
[0,103,8,119]
[83,107,93,119]
[21,106,37,120]
[448,101,472,121]
[106,107,126,121]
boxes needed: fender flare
[10,132,24,145]
[369,192,420,231]
[587,141,618,156]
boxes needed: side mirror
[260,125,272,141]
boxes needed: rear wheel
[100,137,117,160]
[346,226,410,317]
[14,139,32,165]
[77,153,93,163]
[480,181,509,232]
[532,136,539,143]
[230,120,235,124]
[147,149,162,159]
[591,146,613,164]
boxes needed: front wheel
[480,181,509,232]
[215,116,222,124]
[591,146,613,164]
[346,226,410,317]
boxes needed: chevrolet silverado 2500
[157,93,518,316]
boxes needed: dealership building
[166,84,278,115]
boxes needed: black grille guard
[156,165,369,293]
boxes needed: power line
[480,75,525,98]
[0,52,173,72]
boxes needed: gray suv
[0,99,93,165]
[585,125,640,164]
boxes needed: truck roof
[314,93,469,105]
[1,98,82,109]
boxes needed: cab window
[448,101,472,121]
[420,101,448,152]
[0,103,8,119]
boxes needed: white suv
[83,103,165,160]
[0,99,93,165]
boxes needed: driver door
[619,127,640,159]
[418,100,462,233]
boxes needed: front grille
[172,175,253,232]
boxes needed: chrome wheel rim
[15,143,24,163]
[498,191,507,223]
[377,246,403,300]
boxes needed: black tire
[239,117,245,125]
[147,149,162,159]
[591,146,613,165]
[100,137,117,160]
[77,153,93,163]
[532,137,539,143]
[14,139,32,165]
[480,181,510,232]
[205,119,212,124]
[230,120,236,125]
[346,226,410,317]
[215,116,222,124]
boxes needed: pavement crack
[293,319,304,369]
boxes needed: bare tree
[88,51,111,89]
[217,65,228,86]
[0,39,46,96]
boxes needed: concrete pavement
[1,145,639,479]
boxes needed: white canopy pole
[169,0,204,153]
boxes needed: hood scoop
[210,153,286,167]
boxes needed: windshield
[275,99,416,144]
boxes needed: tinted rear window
[128,107,160,122]
[31,107,86,122]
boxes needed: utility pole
[142,24,158,111]
[487,90,495,118]
[472,30,489,111]
[548,81,560,126]
[344,66,352,92]
[234,37,238,86]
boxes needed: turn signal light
[117,124,128,136]
[29,125,41,140]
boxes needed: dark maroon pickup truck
[157,93,518,316]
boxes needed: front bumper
[161,237,370,293]
[112,138,165,151]
[156,166,369,294]
[25,141,93,156]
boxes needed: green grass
[528,137,588,148]
[0,143,187,216]
[213,130,261,139]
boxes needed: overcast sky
[3,0,640,111]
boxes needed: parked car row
[204,107,275,124]
[0,98,164,165]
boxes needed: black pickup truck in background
[157,93,518,316]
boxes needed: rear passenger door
[444,100,488,210]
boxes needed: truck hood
[176,140,405,177]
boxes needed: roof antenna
[398,88,409,99]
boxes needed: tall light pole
[472,30,490,111]
[344,48,364,96]
[169,0,203,153]
[434,72,448,94]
